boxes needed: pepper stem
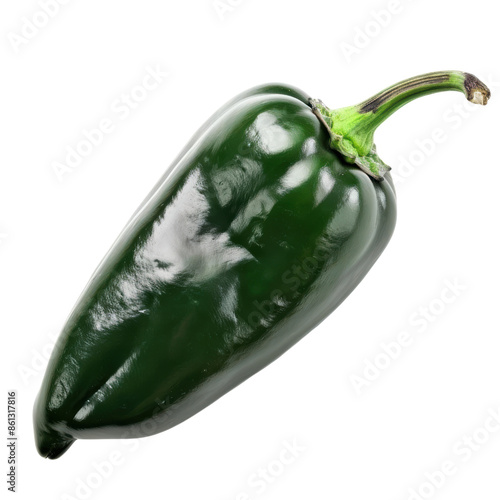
[310,71,491,180]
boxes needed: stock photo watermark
[60,441,137,500]
[225,439,306,500]
[7,0,72,54]
[405,405,500,500]
[391,75,499,186]
[213,0,245,21]
[339,0,416,63]
[350,277,466,394]
[51,64,169,183]
[7,391,17,493]
[17,329,60,385]
[225,242,337,345]
[60,407,304,500]
[60,398,174,500]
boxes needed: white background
[1,0,499,499]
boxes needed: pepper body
[34,84,397,458]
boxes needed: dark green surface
[34,72,489,459]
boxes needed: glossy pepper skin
[34,72,490,459]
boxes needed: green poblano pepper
[34,71,490,458]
